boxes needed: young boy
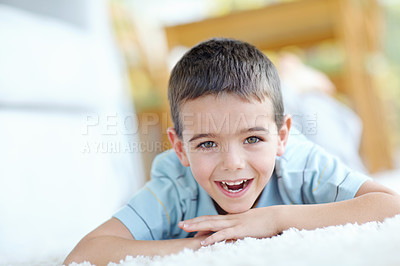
[64,38,400,265]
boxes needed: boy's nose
[221,145,245,171]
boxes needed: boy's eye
[244,136,260,144]
[198,141,216,149]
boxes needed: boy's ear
[167,127,190,167]
[276,114,292,156]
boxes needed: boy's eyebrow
[189,133,217,142]
[188,127,269,142]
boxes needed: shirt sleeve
[276,132,371,204]
[113,151,190,240]
[302,144,371,203]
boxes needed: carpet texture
[69,214,400,266]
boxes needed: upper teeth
[221,180,247,186]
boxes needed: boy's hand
[178,207,281,246]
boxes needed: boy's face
[168,94,291,214]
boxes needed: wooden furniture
[164,0,392,173]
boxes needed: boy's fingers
[179,215,234,231]
[194,230,213,237]
[201,227,237,246]
[180,219,233,232]
[182,215,226,224]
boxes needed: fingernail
[179,222,189,228]
[201,240,206,246]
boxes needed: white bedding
[62,214,400,266]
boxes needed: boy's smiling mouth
[216,179,254,197]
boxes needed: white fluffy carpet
[68,214,400,266]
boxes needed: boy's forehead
[179,94,276,135]
[180,94,273,112]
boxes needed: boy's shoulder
[277,127,357,179]
[276,128,329,175]
[282,128,315,159]
[149,150,199,199]
[150,149,190,180]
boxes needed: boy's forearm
[64,236,203,266]
[277,192,400,232]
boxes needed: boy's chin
[218,203,253,214]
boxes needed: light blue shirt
[113,130,370,240]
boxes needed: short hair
[168,38,284,138]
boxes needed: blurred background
[0,0,399,264]
[112,0,400,176]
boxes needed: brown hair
[168,38,284,137]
